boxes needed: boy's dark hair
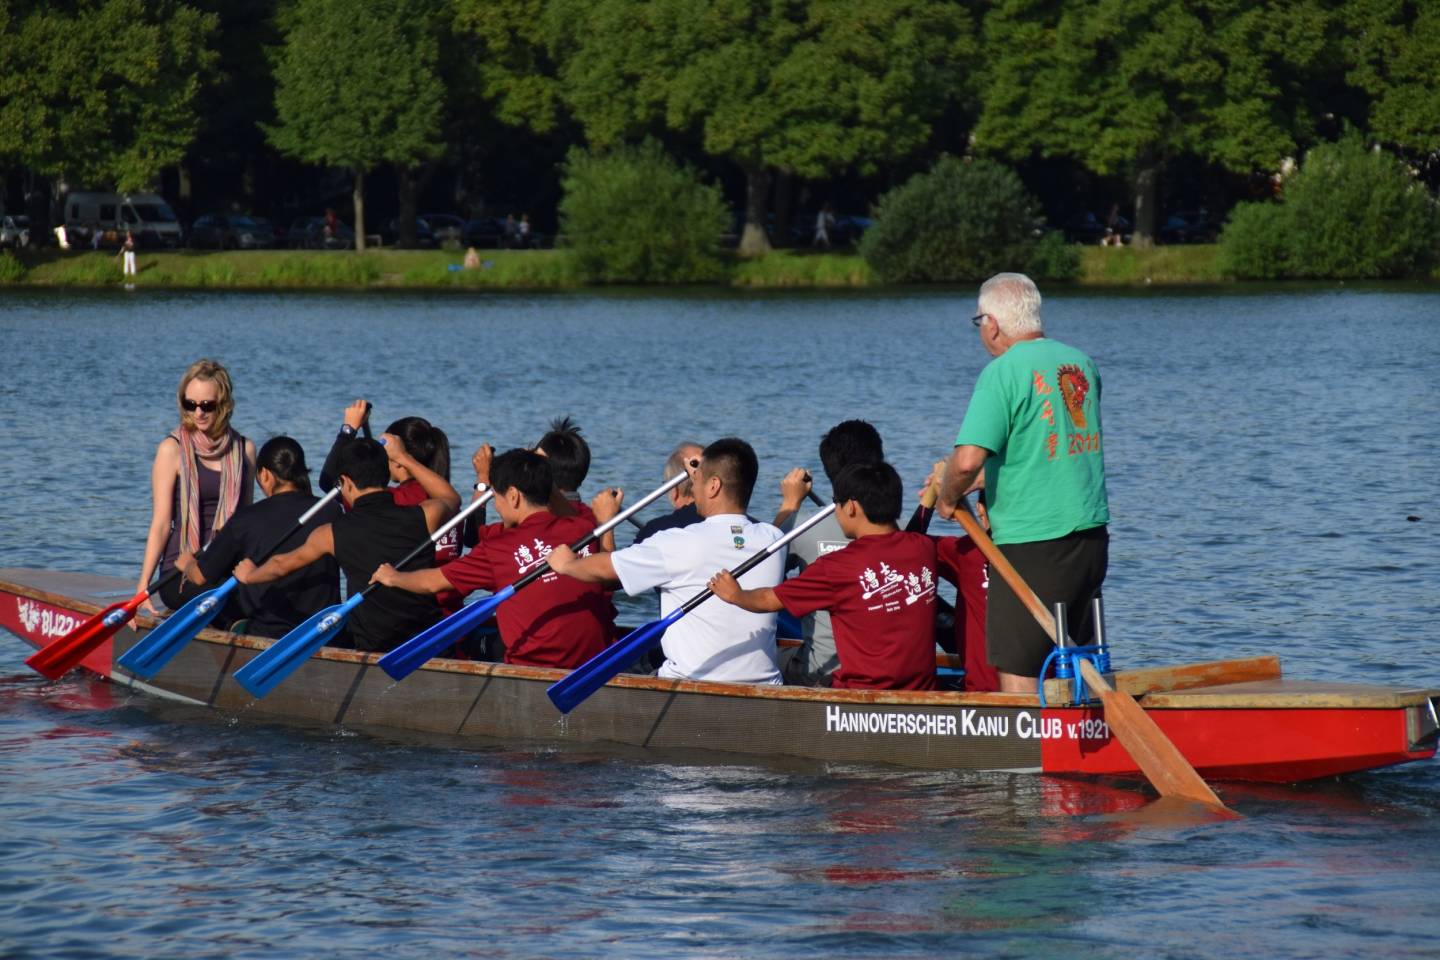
[257,436,311,490]
[700,437,759,509]
[832,461,902,525]
[818,420,885,485]
[386,416,451,481]
[536,415,590,492]
[337,438,391,490]
[490,448,554,508]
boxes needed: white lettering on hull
[822,706,1110,743]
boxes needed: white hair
[977,272,1043,337]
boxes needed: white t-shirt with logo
[610,513,786,684]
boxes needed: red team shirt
[391,479,464,615]
[439,511,615,668]
[773,530,939,690]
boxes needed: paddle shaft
[510,471,689,593]
[951,498,1227,810]
[357,488,495,599]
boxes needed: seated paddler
[236,435,459,652]
[370,448,620,668]
[174,436,341,638]
[709,461,939,691]
[547,437,787,685]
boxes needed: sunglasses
[182,399,220,413]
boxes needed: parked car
[286,216,354,250]
[63,191,185,248]
[0,214,31,249]
[420,213,465,248]
[1159,210,1221,244]
[189,214,276,250]
[461,217,507,248]
[383,217,436,248]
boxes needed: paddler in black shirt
[174,437,341,638]
[236,435,460,651]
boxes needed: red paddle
[25,571,180,680]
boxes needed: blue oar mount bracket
[1036,597,1111,709]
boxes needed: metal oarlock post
[1091,595,1111,672]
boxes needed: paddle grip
[678,503,837,616]
[359,489,496,599]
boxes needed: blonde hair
[176,358,235,440]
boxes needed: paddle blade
[378,586,514,682]
[25,600,137,680]
[547,611,680,714]
[1077,660,1230,812]
[116,580,239,679]
[233,595,363,699]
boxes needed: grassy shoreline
[2,244,1435,291]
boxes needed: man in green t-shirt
[936,272,1109,693]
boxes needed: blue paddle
[233,488,495,698]
[547,502,837,714]
[378,471,689,681]
[117,487,343,679]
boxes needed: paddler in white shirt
[546,437,787,684]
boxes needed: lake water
[1,285,1437,958]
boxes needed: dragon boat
[4,567,1437,784]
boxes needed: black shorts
[986,526,1108,677]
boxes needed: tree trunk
[1132,156,1159,248]
[397,165,418,248]
[737,165,772,258]
[353,168,366,251]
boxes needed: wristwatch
[473,481,489,493]
[339,424,356,437]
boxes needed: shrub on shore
[860,157,1077,283]
[1219,136,1440,280]
[0,251,26,283]
[559,140,729,284]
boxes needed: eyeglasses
[970,313,987,328]
[182,399,219,413]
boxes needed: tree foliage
[1218,134,1439,279]
[0,0,217,191]
[559,140,729,283]
[1342,0,1440,155]
[975,0,1333,242]
[860,157,1072,283]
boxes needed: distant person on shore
[503,214,518,248]
[547,437,787,685]
[137,359,257,616]
[173,437,341,637]
[936,272,1109,693]
[519,213,532,248]
[710,461,938,691]
[371,448,620,668]
[237,435,460,652]
[536,416,594,522]
[814,203,835,249]
[91,222,102,251]
[121,231,137,275]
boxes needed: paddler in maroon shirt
[371,449,620,669]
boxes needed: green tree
[0,0,217,193]
[1342,0,1440,156]
[976,0,1332,245]
[267,0,444,249]
[461,0,971,257]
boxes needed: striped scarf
[172,427,245,552]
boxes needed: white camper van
[64,192,185,248]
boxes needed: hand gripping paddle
[232,489,495,698]
[378,472,689,682]
[547,502,837,714]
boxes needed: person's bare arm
[370,563,454,595]
[590,488,624,552]
[384,432,460,529]
[937,445,988,520]
[241,438,258,506]
[546,544,618,584]
[237,526,333,585]
[707,570,784,612]
[176,551,207,586]
[138,438,181,613]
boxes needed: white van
[64,192,185,248]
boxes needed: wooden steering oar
[950,498,1230,812]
